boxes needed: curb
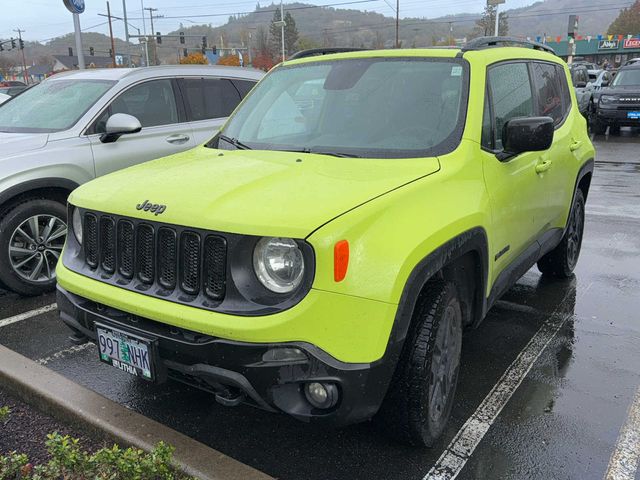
[0,344,273,480]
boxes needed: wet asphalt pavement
[1,132,639,480]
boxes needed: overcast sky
[0,0,537,43]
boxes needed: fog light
[304,382,338,409]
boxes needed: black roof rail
[462,36,556,55]
[288,47,364,60]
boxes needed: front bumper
[57,285,399,426]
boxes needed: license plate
[96,324,154,381]
[627,111,640,119]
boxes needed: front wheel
[592,115,607,135]
[0,198,67,296]
[378,281,462,446]
[537,189,585,278]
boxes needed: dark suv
[592,63,640,134]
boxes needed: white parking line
[35,342,94,365]
[604,386,640,480]
[424,283,592,480]
[0,303,57,328]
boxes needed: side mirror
[601,79,610,87]
[498,116,554,161]
[100,113,142,143]
[574,80,587,88]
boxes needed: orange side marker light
[334,240,349,282]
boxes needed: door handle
[535,159,552,174]
[570,140,583,151]
[165,134,190,145]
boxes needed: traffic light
[89,47,94,56]
[156,32,162,45]
[10,38,16,49]
[183,48,188,58]
[212,45,217,55]
[179,32,185,44]
[19,39,24,50]
[202,36,207,48]
[68,47,73,56]
[108,48,113,57]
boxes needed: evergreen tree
[470,5,509,39]
[608,0,640,35]
[269,9,299,59]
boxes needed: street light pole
[395,0,399,48]
[280,1,285,62]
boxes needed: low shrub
[0,431,194,480]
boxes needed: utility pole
[395,0,400,48]
[106,2,117,67]
[487,0,505,37]
[13,28,28,85]
[272,1,286,62]
[144,7,158,65]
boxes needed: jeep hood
[0,132,49,157]
[70,147,440,238]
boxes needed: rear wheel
[610,124,621,135]
[378,281,462,446]
[537,189,585,278]
[0,198,67,296]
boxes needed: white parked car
[0,66,263,295]
[0,93,10,105]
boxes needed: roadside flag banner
[598,34,603,40]
[556,36,561,42]
[608,34,613,40]
[536,36,541,42]
[587,35,592,42]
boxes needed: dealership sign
[63,0,85,14]
[623,38,640,49]
[599,40,619,50]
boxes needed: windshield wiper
[274,147,360,158]
[218,134,252,150]
[310,150,360,158]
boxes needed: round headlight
[72,207,83,245]
[600,95,613,104]
[253,237,304,293]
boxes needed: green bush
[0,432,194,480]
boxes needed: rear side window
[485,62,534,150]
[531,62,568,126]
[179,78,241,121]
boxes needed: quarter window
[485,62,534,150]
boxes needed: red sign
[624,38,640,49]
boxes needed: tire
[537,189,585,278]
[610,124,621,135]
[377,281,463,446]
[592,116,607,135]
[0,198,67,296]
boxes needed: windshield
[0,79,115,133]
[217,58,468,158]
[612,69,640,87]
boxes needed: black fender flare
[372,227,489,397]
[0,178,79,210]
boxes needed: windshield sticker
[451,66,462,77]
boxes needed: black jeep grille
[82,212,227,304]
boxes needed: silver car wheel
[8,214,67,283]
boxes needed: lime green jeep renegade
[56,38,595,446]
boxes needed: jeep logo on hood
[136,200,166,216]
